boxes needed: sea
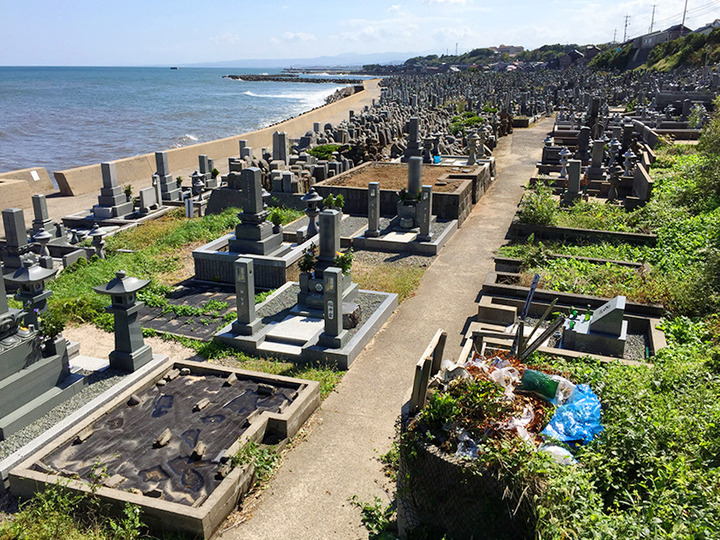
[0,66,364,175]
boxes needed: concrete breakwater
[223,74,365,84]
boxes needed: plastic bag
[504,405,535,445]
[539,443,577,465]
[541,384,604,445]
[517,369,576,405]
[487,366,520,399]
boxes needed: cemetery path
[10,79,382,235]
[220,117,552,540]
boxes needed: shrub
[518,182,556,225]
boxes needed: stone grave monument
[92,162,134,219]
[155,151,182,202]
[562,296,628,357]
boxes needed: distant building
[490,44,525,57]
[695,19,720,35]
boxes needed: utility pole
[613,28,617,43]
[455,42,458,56]
[681,0,689,35]
[650,4,657,33]
[623,15,630,42]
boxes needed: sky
[2,0,720,66]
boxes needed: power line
[650,4,657,33]
[623,14,631,42]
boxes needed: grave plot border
[509,217,658,246]
[8,359,321,540]
[312,161,493,226]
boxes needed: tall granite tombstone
[92,162,134,218]
[297,209,357,310]
[155,151,182,202]
[272,131,289,165]
[232,258,261,336]
[31,194,60,237]
[199,154,219,189]
[227,168,283,255]
[586,139,606,181]
[562,159,582,205]
[1,208,29,271]
[397,157,432,232]
[365,182,381,237]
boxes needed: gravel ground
[284,214,366,239]
[0,368,128,461]
[353,249,436,269]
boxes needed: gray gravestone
[232,258,261,335]
[272,131,288,165]
[93,162,134,218]
[3,208,27,249]
[366,182,380,237]
[589,296,626,335]
[319,266,348,349]
[318,209,340,264]
[564,159,581,204]
[417,185,432,242]
[407,156,422,198]
[31,194,53,234]
[155,151,182,202]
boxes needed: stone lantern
[543,134,553,147]
[89,224,106,259]
[623,148,636,176]
[5,259,58,329]
[191,171,205,197]
[302,188,323,238]
[93,270,152,372]
[31,228,53,258]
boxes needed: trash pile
[415,350,604,465]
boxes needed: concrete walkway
[219,118,551,539]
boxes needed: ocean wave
[171,133,199,148]
[243,87,343,107]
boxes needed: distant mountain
[183,51,421,69]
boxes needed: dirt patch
[322,163,472,192]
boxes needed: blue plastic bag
[541,384,603,445]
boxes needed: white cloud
[421,0,471,4]
[282,32,318,42]
[388,4,401,12]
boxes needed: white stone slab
[383,231,417,242]
[70,355,109,372]
[257,341,303,356]
[265,315,324,343]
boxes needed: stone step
[0,372,86,440]
[256,341,303,357]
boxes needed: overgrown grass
[352,263,426,302]
[519,257,670,305]
[0,484,148,540]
